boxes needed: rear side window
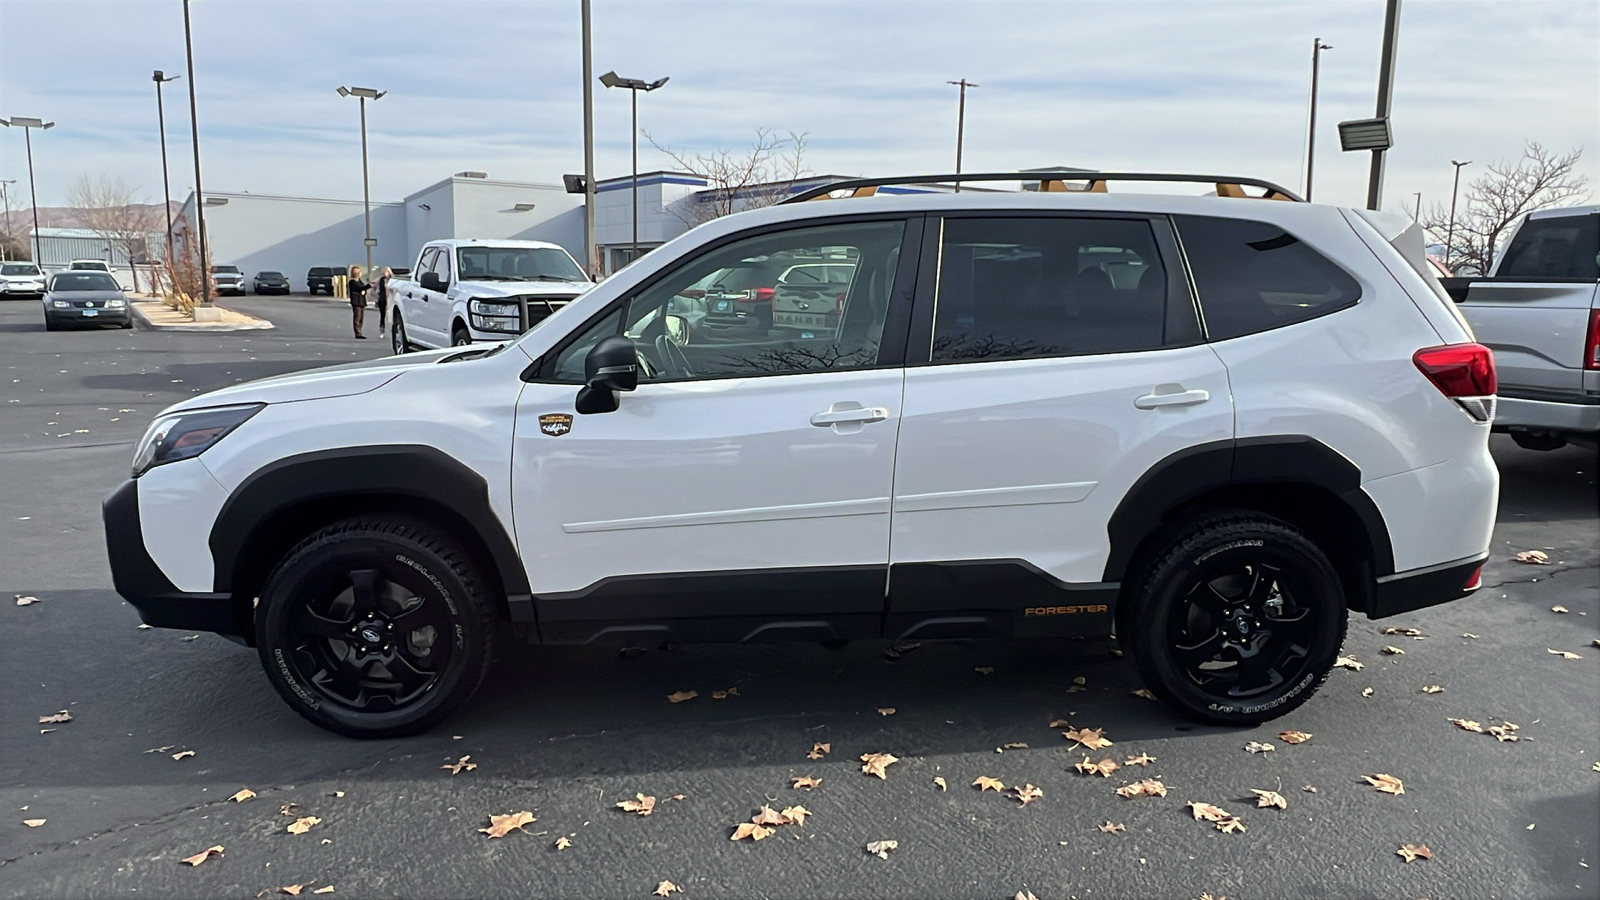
[1496,214,1600,280]
[931,217,1169,361]
[1176,215,1361,341]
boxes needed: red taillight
[1414,343,1496,397]
[1585,309,1600,371]
[1462,565,1483,590]
[753,287,775,303]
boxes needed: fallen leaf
[1383,626,1423,637]
[711,689,730,699]
[1215,816,1247,834]
[1334,655,1364,671]
[749,805,786,827]
[1278,730,1312,744]
[1421,685,1444,694]
[1063,727,1112,750]
[286,816,321,835]
[1048,719,1071,729]
[667,690,698,703]
[877,707,896,716]
[973,775,1007,792]
[1186,801,1233,822]
[1397,843,1433,862]
[1251,789,1288,809]
[38,710,71,724]
[653,881,681,897]
[865,839,898,859]
[1592,761,1599,772]
[1547,649,1582,660]
[932,776,947,791]
[1124,753,1157,766]
[1487,722,1521,742]
[859,752,899,779]
[442,755,476,775]
[1001,742,1029,750]
[1065,684,1086,693]
[312,888,334,896]
[1449,717,1485,733]
[1513,550,1549,564]
[1075,756,1120,777]
[1462,633,1479,639]
[791,775,821,790]
[1072,676,1087,686]
[806,742,831,760]
[1116,779,1167,798]
[180,634,199,642]
[1131,688,1157,700]
[172,750,195,761]
[1244,741,1275,754]
[779,805,811,826]
[617,793,657,816]
[1098,821,1125,834]
[228,789,256,803]
[15,595,40,606]
[1363,774,1405,795]
[1361,687,1375,697]
[1016,892,1040,900]
[883,641,921,660]
[39,729,54,735]
[730,822,774,841]
[181,845,224,866]
[1382,645,1405,655]
[479,811,535,838]
[1303,785,1318,793]
[554,836,571,850]
[23,818,45,827]
[1010,784,1043,806]
[975,666,994,675]
[333,791,344,798]
[1552,605,1569,613]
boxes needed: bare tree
[1420,143,1589,275]
[644,128,810,226]
[67,174,166,292]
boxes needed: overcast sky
[1,0,1595,220]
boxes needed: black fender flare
[209,445,532,619]
[1102,435,1395,584]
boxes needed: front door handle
[810,404,890,427]
[1134,386,1210,409]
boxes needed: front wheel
[391,313,409,355]
[1122,512,1346,725]
[451,324,471,347]
[255,517,496,738]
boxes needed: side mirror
[419,271,446,291]
[575,335,638,415]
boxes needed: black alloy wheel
[255,517,494,738]
[391,313,408,355]
[1123,512,1345,725]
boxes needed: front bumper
[103,479,246,638]
[1370,553,1488,619]
[1492,394,1600,434]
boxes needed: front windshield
[212,265,240,274]
[71,262,109,270]
[259,271,284,278]
[52,273,119,292]
[2,264,41,276]
[456,247,586,283]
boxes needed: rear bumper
[103,479,246,638]
[1370,553,1488,619]
[1493,394,1600,434]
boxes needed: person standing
[375,267,393,336]
[348,265,370,339]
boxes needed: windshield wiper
[524,274,582,282]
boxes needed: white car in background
[1,261,48,299]
[389,239,592,352]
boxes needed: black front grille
[517,295,578,331]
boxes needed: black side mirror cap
[575,335,638,414]
[419,271,446,291]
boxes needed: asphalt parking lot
[1,295,1596,899]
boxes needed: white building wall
[196,193,406,289]
[402,180,456,268]
[448,178,585,256]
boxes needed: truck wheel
[1121,512,1346,726]
[452,324,471,346]
[254,516,496,739]
[391,314,408,355]
[1509,430,1567,451]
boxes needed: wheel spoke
[302,611,351,639]
[384,652,438,694]
[1172,631,1227,670]
[347,569,380,616]
[1231,644,1285,693]
[1245,565,1279,608]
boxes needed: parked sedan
[253,270,290,295]
[1,262,48,299]
[43,271,132,331]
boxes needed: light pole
[599,70,668,267]
[948,79,979,192]
[1411,191,1421,222]
[0,179,14,260]
[1446,159,1471,269]
[1365,0,1403,211]
[337,86,386,279]
[0,117,55,265]
[153,70,180,266]
[581,0,597,276]
[181,0,211,307]
[1304,38,1331,201]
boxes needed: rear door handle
[810,404,890,427]
[1134,387,1210,409]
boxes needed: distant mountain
[2,202,183,231]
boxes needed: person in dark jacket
[375,267,393,335]
[348,265,370,339]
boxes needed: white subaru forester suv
[105,173,1499,739]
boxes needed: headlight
[131,403,264,478]
[107,299,126,308]
[469,299,519,317]
[52,299,70,308]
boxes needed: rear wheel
[1122,512,1346,725]
[391,313,409,355]
[255,517,495,738]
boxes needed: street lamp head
[1451,159,1472,167]
[337,86,386,100]
[153,70,180,83]
[2,117,54,129]
[337,86,350,97]
[600,71,668,91]
[599,70,624,89]
[644,76,669,91]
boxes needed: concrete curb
[131,300,275,332]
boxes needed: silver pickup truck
[1442,205,1600,451]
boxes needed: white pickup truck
[388,238,592,352]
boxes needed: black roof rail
[782,172,1305,204]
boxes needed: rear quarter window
[1496,214,1600,280]
[1175,215,1362,341]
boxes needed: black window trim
[522,212,927,384]
[903,210,1204,368]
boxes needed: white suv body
[389,238,592,351]
[1,261,47,298]
[105,175,1498,738]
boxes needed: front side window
[931,217,1169,362]
[1496,214,1600,280]
[1175,215,1361,341]
[550,220,906,383]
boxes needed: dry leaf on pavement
[617,794,657,816]
[1016,891,1040,900]
[1513,550,1549,564]
[730,822,774,841]
[1397,843,1433,862]
[1278,730,1312,744]
[751,805,788,826]
[1384,626,1423,637]
[1488,722,1520,742]
[442,755,476,775]
[1001,742,1029,750]
[973,775,1006,792]
[1552,605,1569,613]
[1063,727,1112,750]
[1075,757,1120,777]
[780,805,811,826]
[791,776,821,790]
[181,845,224,866]
[38,710,71,724]
[479,811,535,838]
[975,667,994,675]
[1124,753,1156,766]
[860,752,899,779]
[1421,685,1444,694]
[933,776,947,790]
[653,881,681,896]
[1131,688,1157,700]
[1363,774,1405,794]
[1334,655,1364,671]
[1303,785,1318,792]
[1547,649,1582,660]
[1116,779,1167,798]
[554,836,572,850]
[806,742,831,760]
[228,789,256,803]
[286,816,321,835]
[1010,784,1043,806]
[1361,687,1375,697]
[1244,741,1275,753]
[1048,718,1071,728]
[1098,821,1125,834]
[865,839,898,859]
[877,707,896,716]
[1215,816,1247,834]
[667,690,698,703]
[711,687,739,699]
[171,750,195,761]
[1449,717,1485,733]
[15,595,40,606]
[1186,801,1233,822]
[312,887,334,895]
[1251,789,1287,809]
[23,818,45,827]
[1382,646,1405,655]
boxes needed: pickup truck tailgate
[1457,281,1597,393]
